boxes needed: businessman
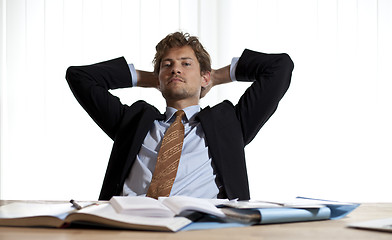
[66,32,294,200]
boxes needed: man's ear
[199,71,212,99]
[156,73,162,92]
[201,71,211,88]
[157,81,162,91]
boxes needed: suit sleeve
[234,49,294,145]
[65,57,133,140]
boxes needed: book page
[222,200,284,209]
[110,196,225,218]
[110,196,174,217]
[0,202,77,228]
[72,203,191,232]
[0,202,74,220]
[160,196,225,217]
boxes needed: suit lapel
[196,107,223,176]
[119,108,164,184]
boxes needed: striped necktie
[146,110,185,199]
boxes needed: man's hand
[136,70,159,89]
[200,66,232,98]
[200,75,213,98]
[136,66,232,98]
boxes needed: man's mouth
[168,76,185,84]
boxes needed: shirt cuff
[230,57,239,82]
[128,63,137,87]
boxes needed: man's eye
[184,62,191,66]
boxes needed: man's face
[158,46,209,107]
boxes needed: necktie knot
[174,110,185,122]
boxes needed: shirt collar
[164,105,201,123]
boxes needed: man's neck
[166,99,199,110]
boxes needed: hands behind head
[200,79,213,99]
[136,70,160,89]
[136,68,231,100]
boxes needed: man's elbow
[277,53,294,95]
[281,53,294,84]
[65,66,78,83]
[65,66,88,88]
[281,53,294,73]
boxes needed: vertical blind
[1,0,391,201]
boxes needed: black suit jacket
[66,49,294,200]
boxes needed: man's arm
[234,49,294,145]
[200,65,231,98]
[66,57,133,140]
[135,70,159,88]
[135,66,233,98]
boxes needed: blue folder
[182,197,360,231]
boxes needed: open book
[0,201,192,232]
[0,196,225,232]
[109,195,225,218]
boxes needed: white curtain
[1,0,391,201]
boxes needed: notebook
[348,217,392,233]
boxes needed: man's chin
[162,89,194,101]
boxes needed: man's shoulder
[126,100,162,115]
[201,100,234,112]
[198,100,237,122]
[116,100,164,132]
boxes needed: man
[66,32,294,201]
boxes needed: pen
[70,199,82,210]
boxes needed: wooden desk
[0,202,391,240]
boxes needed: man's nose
[171,64,181,74]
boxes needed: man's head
[153,32,211,76]
[153,32,212,108]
